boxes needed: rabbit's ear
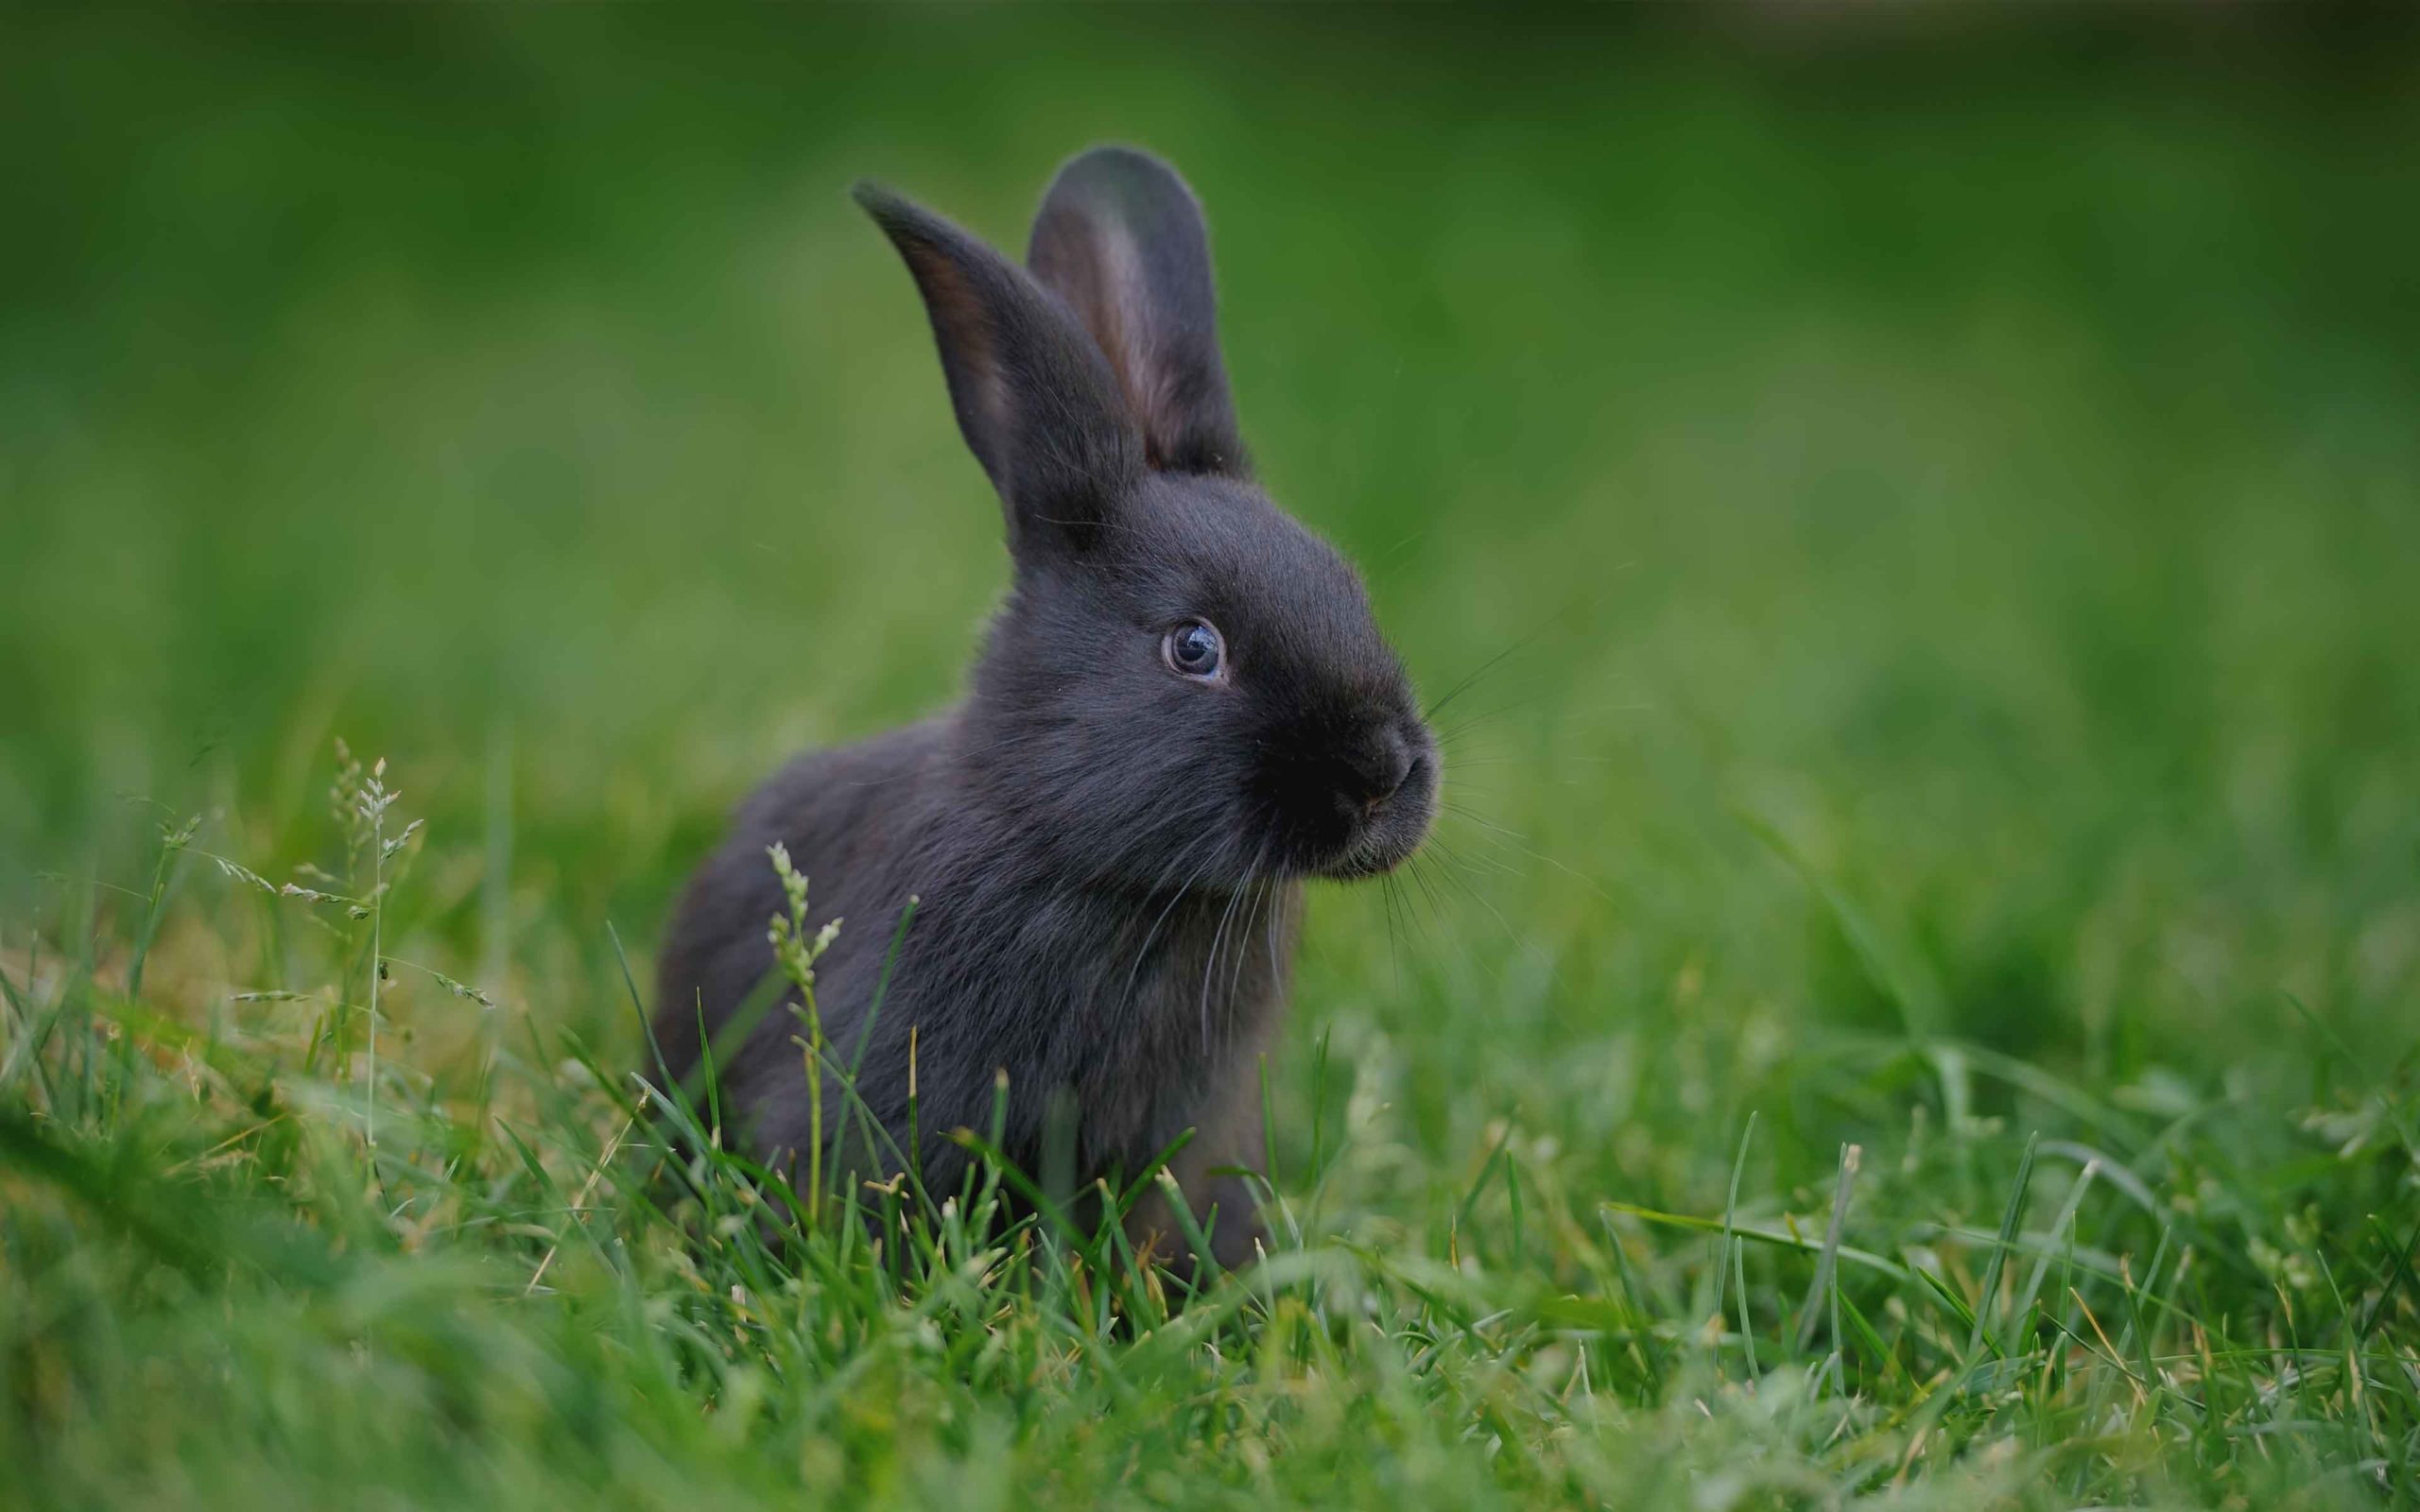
[1027,147,1248,479]
[855,182,1143,553]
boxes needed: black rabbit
[653,146,1437,1268]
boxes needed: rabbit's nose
[1347,726,1414,815]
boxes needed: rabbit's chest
[902,884,1296,1169]
[1041,889,1296,1159]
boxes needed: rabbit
[652,146,1438,1271]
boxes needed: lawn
[4,9,2418,1509]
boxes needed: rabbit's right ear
[855,182,1143,555]
[1027,146,1247,479]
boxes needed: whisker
[1441,806,1619,905]
[1378,872,1406,994]
[1431,833,1519,881]
[1436,695,1658,749]
[1406,850,1515,991]
[1433,688,1564,746]
[1423,840,1579,1005]
[1222,840,1276,1024]
[1265,885,1285,991]
[1120,837,1221,1017]
[1371,526,1432,571]
[1226,879,1270,1018]
[1420,578,1627,726]
[1403,853,1447,942]
[1199,879,1247,1055]
[1425,630,1547,724]
[1426,840,1521,939]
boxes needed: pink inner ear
[903,239,1011,447]
[1096,224,1185,472]
[1037,215,1180,472]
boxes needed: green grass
[6,9,2419,1509]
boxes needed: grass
[5,9,2419,1509]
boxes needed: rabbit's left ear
[855,180,1143,558]
[1028,146,1249,479]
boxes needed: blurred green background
[9,9,2420,1505]
[5,5,2418,1155]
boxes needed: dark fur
[654,147,1437,1267]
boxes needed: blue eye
[1163,619,1225,679]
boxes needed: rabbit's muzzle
[1282,714,1437,879]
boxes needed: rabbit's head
[857,147,1436,892]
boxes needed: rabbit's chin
[1303,799,1437,881]
[1314,848,1414,882]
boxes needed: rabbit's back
[652,717,949,1102]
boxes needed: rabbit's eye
[1163,620,1226,679]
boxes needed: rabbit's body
[655,147,1432,1267]
[658,712,1296,1246]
